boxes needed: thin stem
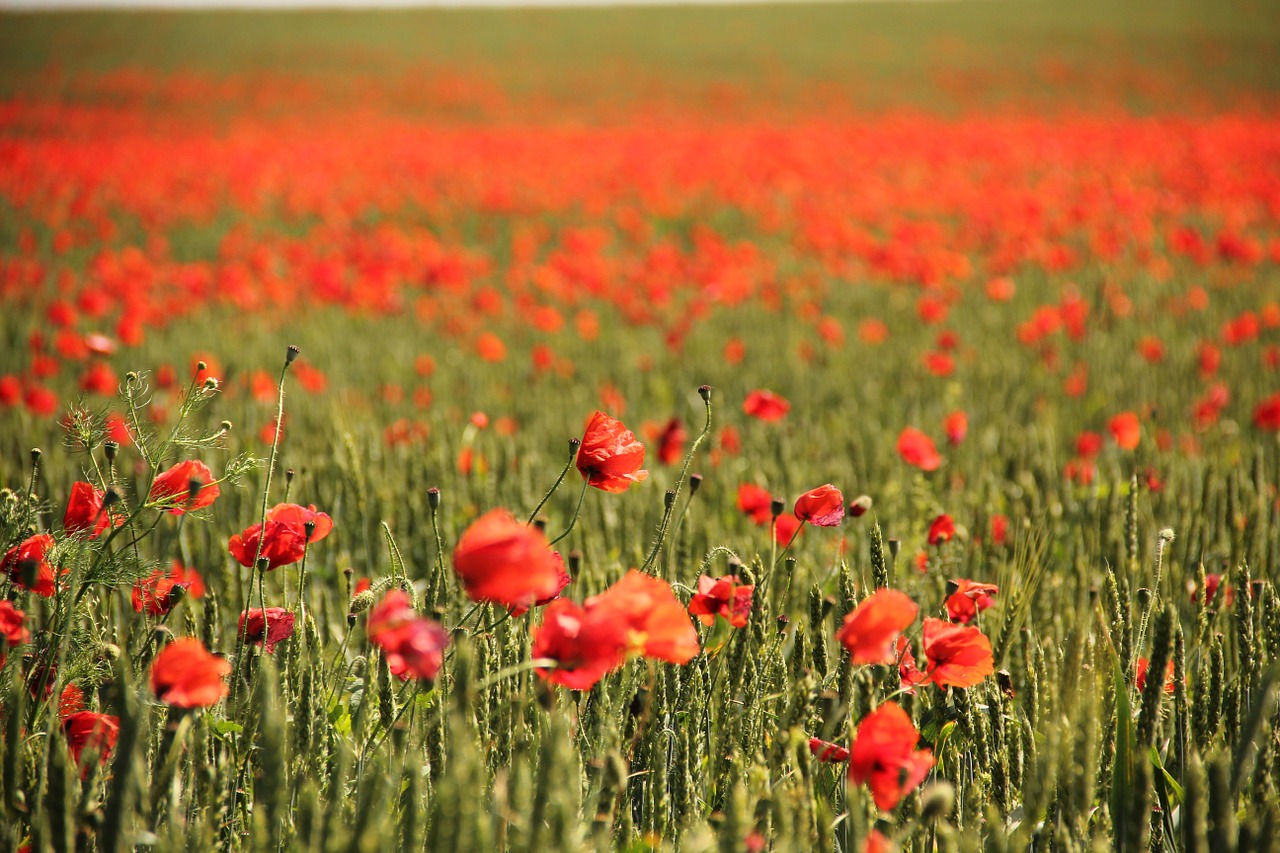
[548,478,590,547]
[527,444,578,525]
[640,392,713,572]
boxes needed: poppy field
[1,1,1280,850]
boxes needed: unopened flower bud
[849,495,873,518]
[776,615,790,634]
[996,669,1015,698]
[102,488,121,508]
[220,420,233,433]
[167,584,187,609]
[1158,528,1175,543]
[285,468,295,486]
[98,642,122,662]
[920,782,955,821]
[202,377,218,391]
[257,557,270,573]
[18,558,39,590]
[698,385,713,403]
[665,490,677,510]
[187,478,204,506]
[153,625,173,647]
[770,498,785,519]
[285,345,300,366]
[196,361,207,373]
[427,487,441,512]
[30,447,41,465]
[103,441,118,463]
[349,590,376,615]
[567,437,581,456]
[688,473,702,496]
[532,517,547,533]
[568,551,582,575]
[304,520,316,541]
[887,538,901,560]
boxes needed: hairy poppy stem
[640,388,713,573]
[527,439,580,525]
[548,478,590,547]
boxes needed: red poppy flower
[1108,412,1141,450]
[530,599,627,690]
[228,518,309,570]
[1191,573,1234,608]
[1075,431,1104,459]
[452,508,566,608]
[794,484,845,527]
[1136,657,1176,695]
[737,484,774,524]
[533,570,698,690]
[895,636,929,691]
[63,481,118,538]
[656,418,687,466]
[989,514,1010,547]
[239,608,296,653]
[921,618,994,688]
[897,428,942,472]
[576,411,649,493]
[941,411,969,447]
[265,503,334,542]
[132,562,205,616]
[863,830,894,853]
[944,579,999,624]
[808,737,850,763]
[926,515,955,546]
[2,533,58,597]
[63,711,119,772]
[509,551,573,617]
[148,460,220,515]
[150,638,230,708]
[687,574,754,628]
[0,601,30,646]
[1255,393,1280,431]
[743,389,790,422]
[848,702,934,811]
[835,589,919,665]
[773,512,803,545]
[367,591,450,681]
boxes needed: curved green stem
[548,478,590,547]
[527,446,578,525]
[640,392,713,573]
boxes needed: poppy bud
[30,447,41,465]
[167,584,187,610]
[698,385,713,403]
[770,498,785,519]
[153,625,173,647]
[566,437,581,456]
[849,495,873,518]
[285,468,295,486]
[349,590,376,615]
[689,473,703,496]
[347,613,357,629]
[532,517,547,533]
[776,615,789,635]
[945,579,960,597]
[103,441,118,463]
[285,345,300,366]
[1158,528,1175,543]
[257,557,270,573]
[567,551,582,575]
[102,488,121,508]
[427,487,441,512]
[98,643,121,662]
[887,538,901,560]
[304,520,317,540]
[202,377,218,391]
[186,478,204,507]
[920,782,955,821]
[1137,588,1153,607]
[665,490,677,510]
[996,670,1015,698]
[195,361,207,373]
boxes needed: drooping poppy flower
[656,418,687,466]
[897,428,942,472]
[509,551,573,617]
[808,737,850,763]
[848,702,934,811]
[228,518,309,570]
[926,515,955,546]
[575,411,649,493]
[63,711,119,772]
[794,484,845,527]
[743,389,790,422]
[532,570,698,690]
[239,608,296,653]
[0,601,30,646]
[132,561,205,616]
[944,579,999,624]
[737,484,774,524]
[149,638,230,708]
[921,618,994,688]
[942,410,968,446]
[2,533,58,597]
[452,509,566,608]
[63,481,118,538]
[367,591,450,681]
[1108,412,1141,450]
[835,589,919,665]
[687,574,754,628]
[148,460,220,515]
[1136,657,1176,695]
